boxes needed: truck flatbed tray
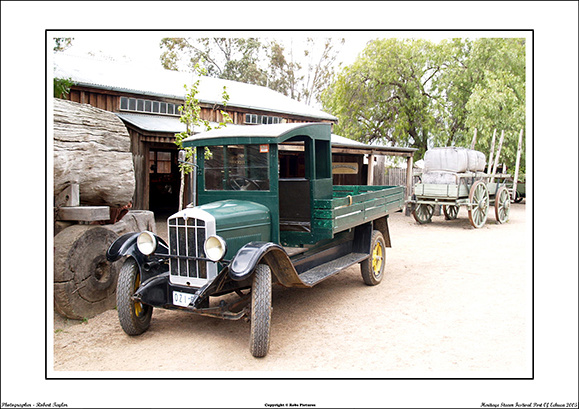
[313,185,404,234]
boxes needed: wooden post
[405,155,414,216]
[491,130,505,183]
[367,154,375,185]
[488,129,497,172]
[470,128,478,150]
[512,129,524,200]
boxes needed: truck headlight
[204,235,227,262]
[137,231,157,255]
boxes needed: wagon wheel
[467,181,489,229]
[494,186,511,224]
[249,264,272,358]
[443,205,459,220]
[412,204,435,224]
[54,225,120,319]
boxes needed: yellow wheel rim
[372,241,384,277]
[134,272,143,316]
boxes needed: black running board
[298,252,368,286]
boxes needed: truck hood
[193,200,271,260]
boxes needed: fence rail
[384,167,421,196]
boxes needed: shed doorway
[148,149,180,216]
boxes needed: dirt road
[52,203,529,374]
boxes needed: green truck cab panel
[197,199,271,260]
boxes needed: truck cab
[107,123,404,357]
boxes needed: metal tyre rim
[468,181,489,228]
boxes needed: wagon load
[53,98,135,207]
[424,147,486,174]
[53,98,155,320]
[422,147,487,186]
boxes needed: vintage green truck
[107,122,404,357]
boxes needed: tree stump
[54,225,120,320]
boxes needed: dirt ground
[52,202,529,375]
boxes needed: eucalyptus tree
[321,38,441,158]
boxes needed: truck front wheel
[117,258,152,336]
[249,264,272,357]
[360,231,386,286]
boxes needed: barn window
[119,96,181,116]
[149,151,172,174]
[245,114,281,125]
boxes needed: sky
[52,29,520,73]
[53,30,381,76]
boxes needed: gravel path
[52,203,529,375]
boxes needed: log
[53,98,135,207]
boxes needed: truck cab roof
[182,122,331,147]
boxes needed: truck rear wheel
[249,264,272,357]
[117,258,152,336]
[360,231,386,286]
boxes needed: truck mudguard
[229,242,283,281]
[106,231,168,265]
[229,242,310,288]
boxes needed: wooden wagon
[410,171,511,228]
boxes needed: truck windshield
[204,144,270,191]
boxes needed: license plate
[173,291,196,307]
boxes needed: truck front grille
[168,217,207,280]
[167,207,218,287]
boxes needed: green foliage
[174,63,232,176]
[53,38,75,99]
[54,77,74,99]
[160,37,267,85]
[322,37,526,172]
[322,38,439,158]
[54,37,73,52]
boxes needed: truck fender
[106,231,168,264]
[229,242,282,281]
[229,242,309,288]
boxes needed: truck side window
[204,145,270,191]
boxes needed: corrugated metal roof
[54,53,337,122]
[116,113,415,156]
[116,112,245,134]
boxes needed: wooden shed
[54,53,416,215]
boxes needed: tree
[301,37,345,106]
[159,37,344,106]
[174,64,232,210]
[160,37,267,86]
[321,37,526,171]
[463,38,526,173]
[53,37,75,98]
[265,39,303,99]
[321,38,440,157]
